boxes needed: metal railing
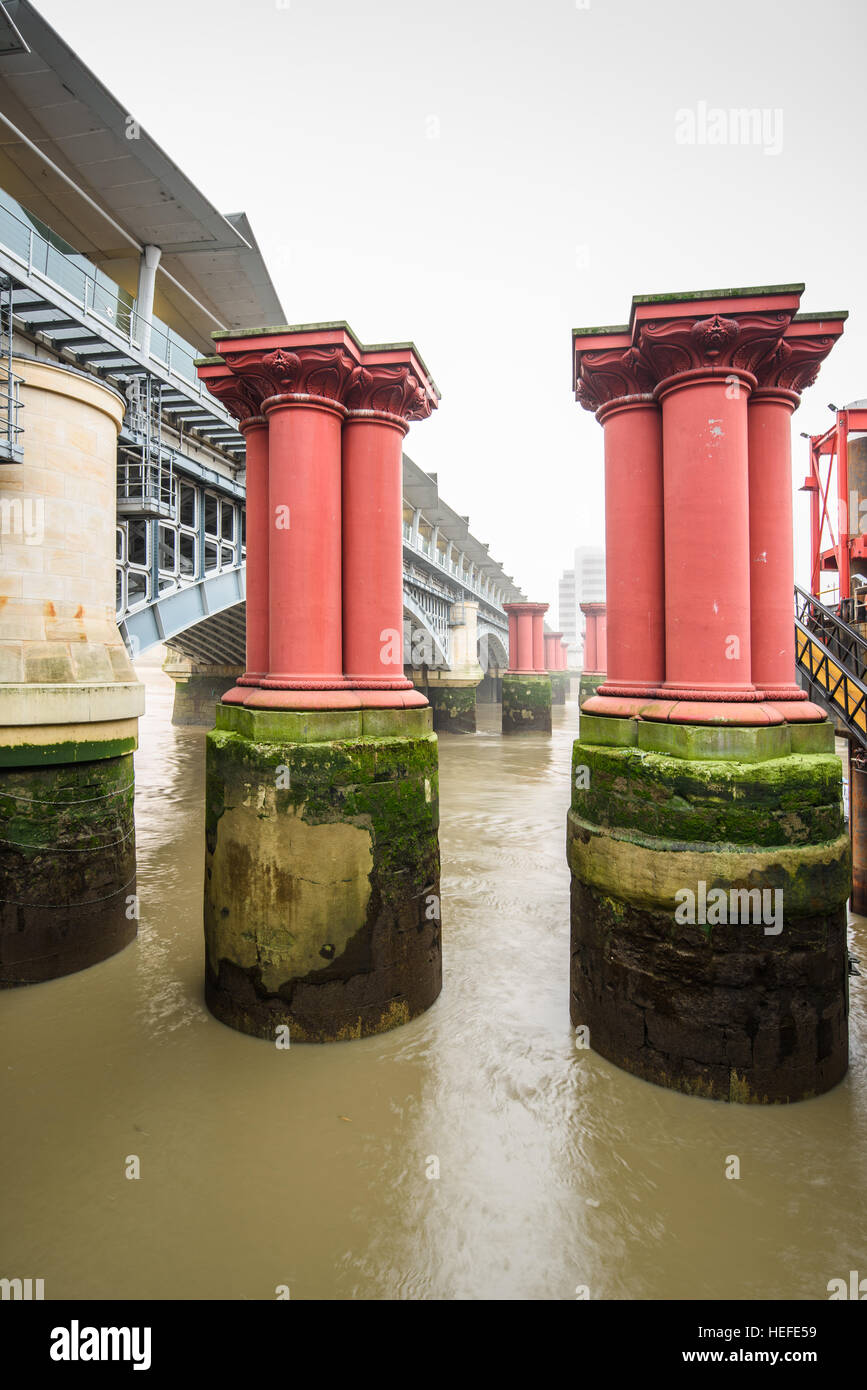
[0,201,224,404]
[0,359,23,463]
[794,584,867,745]
[0,275,23,462]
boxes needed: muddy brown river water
[2,659,866,1300]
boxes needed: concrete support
[197,323,442,1042]
[568,716,849,1102]
[850,745,867,916]
[162,649,243,727]
[426,683,477,734]
[0,360,143,984]
[476,671,502,704]
[135,244,161,359]
[570,286,849,1102]
[423,600,483,733]
[205,704,441,1040]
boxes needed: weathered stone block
[426,684,477,734]
[0,753,137,985]
[502,673,552,734]
[567,731,849,1102]
[204,711,442,1041]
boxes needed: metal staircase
[794,584,867,746]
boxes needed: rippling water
[2,660,866,1300]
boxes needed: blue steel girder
[120,567,245,659]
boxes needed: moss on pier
[502,673,552,733]
[204,706,442,1042]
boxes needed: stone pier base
[567,714,849,1102]
[502,673,552,734]
[578,670,606,707]
[163,652,243,727]
[0,746,137,985]
[550,672,568,705]
[204,703,442,1041]
[427,683,477,734]
[476,672,502,704]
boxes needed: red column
[748,388,801,699]
[238,416,269,683]
[517,610,533,671]
[546,630,564,669]
[597,398,663,693]
[263,395,345,686]
[341,356,437,696]
[194,361,270,699]
[560,641,568,670]
[655,368,756,698]
[573,332,663,697]
[532,606,548,671]
[748,316,846,706]
[597,610,607,671]
[341,412,410,688]
[504,603,544,673]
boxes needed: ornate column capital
[503,601,549,616]
[195,358,264,422]
[752,312,847,396]
[224,344,359,414]
[573,327,655,414]
[201,324,366,416]
[344,346,439,429]
[630,284,803,385]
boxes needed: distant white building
[558,546,605,664]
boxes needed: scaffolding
[0,275,23,462]
[117,375,175,521]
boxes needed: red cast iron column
[342,350,438,704]
[531,604,548,671]
[209,329,361,701]
[196,362,271,696]
[748,315,845,709]
[632,289,802,720]
[573,332,664,696]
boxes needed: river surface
[2,658,866,1301]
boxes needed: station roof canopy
[0,0,285,352]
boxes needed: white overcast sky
[36,0,867,611]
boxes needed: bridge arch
[402,595,450,668]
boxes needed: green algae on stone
[0,753,137,985]
[204,721,442,1042]
[502,674,552,733]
